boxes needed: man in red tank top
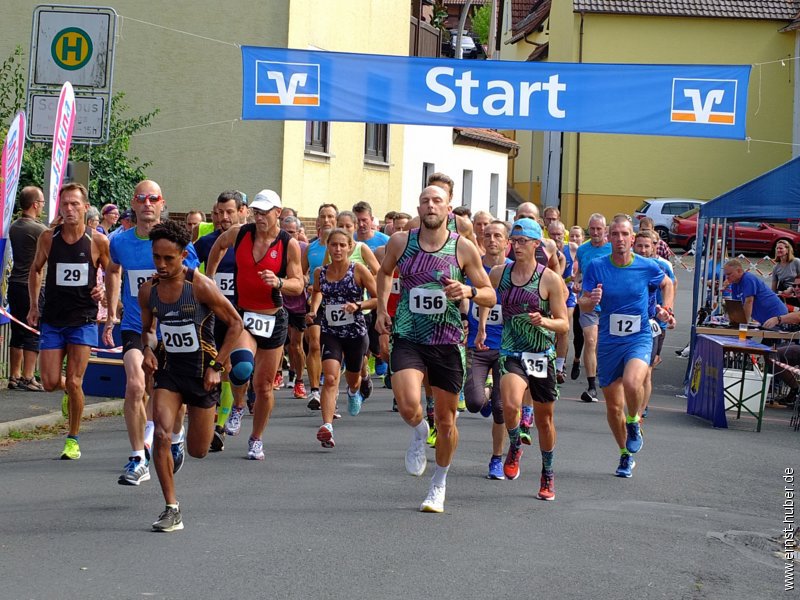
[206,190,303,461]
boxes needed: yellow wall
[280,0,408,219]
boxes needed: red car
[670,210,800,255]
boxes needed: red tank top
[234,225,290,310]
[388,269,400,317]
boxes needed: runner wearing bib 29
[205,189,303,461]
[476,218,568,501]
[307,228,378,449]
[376,185,495,514]
[579,214,675,479]
[139,220,243,532]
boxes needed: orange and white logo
[671,78,736,125]
[255,61,320,106]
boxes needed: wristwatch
[469,286,478,299]
[208,359,225,373]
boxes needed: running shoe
[487,456,505,480]
[316,424,335,448]
[333,405,342,420]
[519,424,532,446]
[171,438,186,475]
[118,457,150,485]
[152,505,183,532]
[225,406,244,436]
[61,393,69,418]
[615,453,636,478]
[480,399,493,418]
[210,426,225,452]
[347,389,364,416]
[570,361,581,380]
[60,438,81,460]
[426,425,438,448]
[520,406,533,428]
[625,420,644,454]
[384,373,392,390]
[374,358,388,377]
[537,471,555,501]
[405,423,429,476]
[273,372,284,389]
[144,443,151,463]
[556,370,566,385]
[293,381,307,399]
[307,389,321,410]
[247,437,265,461]
[420,483,446,513]
[457,390,466,412]
[641,406,649,419]
[359,376,373,401]
[504,445,523,480]
[580,388,598,403]
[392,398,398,412]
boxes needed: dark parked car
[441,30,485,59]
[670,209,800,255]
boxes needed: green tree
[0,45,159,210]
[471,3,492,45]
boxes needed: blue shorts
[40,322,98,350]
[566,291,577,309]
[597,335,652,388]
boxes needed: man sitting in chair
[723,259,787,325]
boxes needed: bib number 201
[243,312,276,338]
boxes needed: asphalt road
[0,285,796,599]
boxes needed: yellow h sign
[51,28,93,71]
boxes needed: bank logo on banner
[671,79,737,125]
[255,61,320,106]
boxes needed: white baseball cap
[250,189,281,211]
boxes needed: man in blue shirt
[724,259,787,325]
[352,201,390,252]
[574,213,612,402]
[580,215,675,478]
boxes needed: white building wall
[400,125,509,218]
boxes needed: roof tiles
[572,1,800,20]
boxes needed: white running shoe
[405,421,429,476]
[247,438,265,460]
[225,406,244,436]
[420,483,446,513]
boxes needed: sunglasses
[133,193,162,203]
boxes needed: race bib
[243,311,276,338]
[160,323,200,353]
[214,272,235,296]
[325,304,354,326]
[521,352,548,379]
[610,313,641,337]
[649,318,662,338]
[128,269,155,296]
[409,288,447,315]
[391,278,401,295]
[471,302,503,325]
[56,263,88,286]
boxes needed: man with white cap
[206,189,303,460]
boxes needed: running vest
[319,262,367,338]
[195,229,236,296]
[149,269,216,378]
[466,261,509,349]
[498,261,555,357]
[42,226,97,326]
[234,225,290,311]
[393,229,464,345]
[307,238,327,286]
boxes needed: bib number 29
[56,263,88,287]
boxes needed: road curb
[0,399,124,438]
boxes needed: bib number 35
[521,352,548,379]
[409,288,446,315]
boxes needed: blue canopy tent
[685,155,800,387]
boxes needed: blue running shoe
[625,420,643,454]
[374,358,387,377]
[480,399,493,418]
[615,453,636,478]
[487,456,505,480]
[171,438,186,475]
[347,389,363,416]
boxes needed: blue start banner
[241,47,751,140]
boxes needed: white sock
[432,464,449,487]
[144,421,155,447]
[322,422,333,431]
[414,419,429,440]
[170,427,185,444]
[556,357,565,371]
[132,449,146,461]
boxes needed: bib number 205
[409,288,446,315]
[160,323,199,353]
